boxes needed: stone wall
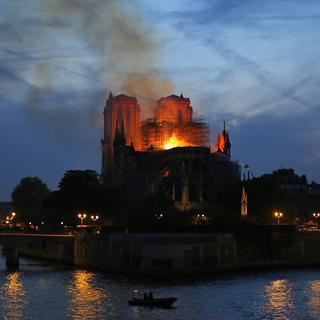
[0,234,74,264]
[74,231,320,276]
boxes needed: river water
[1,255,320,320]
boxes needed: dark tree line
[11,177,50,221]
[11,170,111,225]
[11,169,319,227]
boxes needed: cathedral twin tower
[101,92,231,181]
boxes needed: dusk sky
[1,0,320,201]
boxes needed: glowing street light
[77,213,87,225]
[4,212,16,226]
[90,215,99,222]
[274,211,283,225]
[155,213,164,220]
[192,213,209,225]
[313,212,320,227]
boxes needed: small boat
[128,297,177,308]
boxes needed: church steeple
[214,121,231,157]
[105,91,113,106]
[222,121,231,157]
[241,186,248,218]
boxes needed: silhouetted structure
[101,93,240,211]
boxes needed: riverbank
[74,228,320,276]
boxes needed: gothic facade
[101,92,240,211]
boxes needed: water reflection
[265,279,293,319]
[1,272,26,320]
[69,270,106,320]
[308,280,320,318]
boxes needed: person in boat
[149,291,153,300]
[143,292,147,300]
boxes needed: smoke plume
[3,0,174,139]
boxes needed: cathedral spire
[241,186,248,218]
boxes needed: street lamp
[313,212,320,227]
[90,215,99,223]
[5,212,16,225]
[77,213,87,225]
[155,213,164,220]
[192,213,209,225]
[274,211,283,225]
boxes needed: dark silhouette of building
[101,93,240,211]
[262,168,308,193]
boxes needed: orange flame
[164,133,194,150]
[215,134,225,152]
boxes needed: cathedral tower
[101,92,141,180]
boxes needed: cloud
[148,0,320,120]
[0,0,178,146]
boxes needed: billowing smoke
[122,72,174,117]
[3,0,174,139]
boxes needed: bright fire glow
[215,133,225,152]
[164,133,194,149]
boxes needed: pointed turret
[106,90,113,106]
[241,186,248,218]
[215,134,221,152]
[213,121,231,156]
[222,121,231,157]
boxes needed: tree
[57,170,106,218]
[58,170,100,192]
[11,177,50,221]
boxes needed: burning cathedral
[101,92,240,211]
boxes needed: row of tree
[10,169,241,226]
[10,170,320,226]
[11,170,109,225]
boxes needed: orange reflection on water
[265,279,293,319]
[69,270,106,320]
[2,272,26,320]
[308,280,320,318]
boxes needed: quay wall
[0,234,74,264]
[74,231,320,276]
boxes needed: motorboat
[128,290,177,307]
[128,296,177,307]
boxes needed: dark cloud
[169,0,320,25]
[0,0,175,199]
[0,0,174,137]
[221,113,320,181]
[205,39,315,111]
